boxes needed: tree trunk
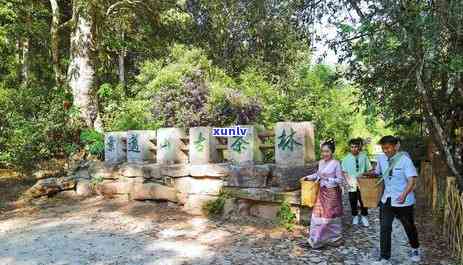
[20,37,30,85]
[416,57,463,189]
[49,0,62,86]
[118,32,125,86]
[67,2,103,131]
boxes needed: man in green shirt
[342,138,372,227]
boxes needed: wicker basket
[300,180,320,207]
[358,177,384,208]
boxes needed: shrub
[202,191,230,217]
[277,200,297,231]
[80,129,104,159]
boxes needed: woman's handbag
[300,179,320,207]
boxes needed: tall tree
[67,0,102,131]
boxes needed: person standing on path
[301,139,345,249]
[373,135,421,263]
[341,138,371,227]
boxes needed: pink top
[306,159,344,188]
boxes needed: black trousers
[348,188,368,216]
[380,198,420,260]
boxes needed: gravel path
[0,196,456,265]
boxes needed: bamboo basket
[300,180,320,207]
[358,177,384,208]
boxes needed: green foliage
[277,200,297,231]
[202,191,230,217]
[80,129,104,159]
[90,175,104,188]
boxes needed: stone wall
[29,122,318,222]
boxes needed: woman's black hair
[348,137,363,146]
[321,138,336,153]
[378,135,399,145]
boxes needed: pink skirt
[308,186,343,249]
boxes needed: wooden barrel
[358,177,384,208]
[300,180,320,207]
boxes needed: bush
[80,129,104,159]
[277,200,297,231]
[202,191,230,217]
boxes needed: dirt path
[0,196,456,265]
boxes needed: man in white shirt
[374,135,421,263]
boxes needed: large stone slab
[142,163,162,179]
[189,127,220,164]
[223,187,302,205]
[156,128,188,164]
[275,122,315,166]
[131,182,178,202]
[270,162,318,191]
[227,125,263,165]
[126,130,156,164]
[95,177,143,196]
[225,164,273,188]
[119,163,145,178]
[104,131,127,165]
[88,161,118,179]
[174,177,224,196]
[183,194,218,215]
[160,164,190,177]
[26,176,77,198]
[76,179,94,197]
[189,163,230,177]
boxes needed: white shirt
[375,153,418,207]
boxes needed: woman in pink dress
[301,139,345,249]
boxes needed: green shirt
[341,151,372,192]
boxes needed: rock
[225,164,273,188]
[189,127,221,164]
[156,128,188,164]
[119,163,145,178]
[88,161,117,179]
[95,178,140,196]
[27,176,77,198]
[270,163,317,191]
[174,177,224,196]
[33,169,64,180]
[142,164,161,179]
[131,183,178,202]
[104,131,127,164]
[74,168,90,180]
[227,125,263,165]
[126,130,156,163]
[76,179,94,197]
[56,190,78,198]
[237,199,251,216]
[189,163,230,177]
[223,187,302,205]
[160,164,190,177]
[183,194,218,215]
[249,203,280,219]
[223,198,237,217]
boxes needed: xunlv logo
[212,126,248,137]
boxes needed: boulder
[95,178,140,196]
[183,194,218,215]
[174,177,223,196]
[270,162,317,191]
[142,163,161,179]
[222,198,237,217]
[88,161,117,179]
[160,164,189,177]
[76,179,94,197]
[223,187,302,205]
[27,176,77,198]
[189,163,230,177]
[225,164,273,188]
[131,182,178,202]
[33,169,64,180]
[119,163,145,178]
[74,168,91,180]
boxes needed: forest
[0,0,462,188]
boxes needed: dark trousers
[380,198,420,260]
[348,188,368,216]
